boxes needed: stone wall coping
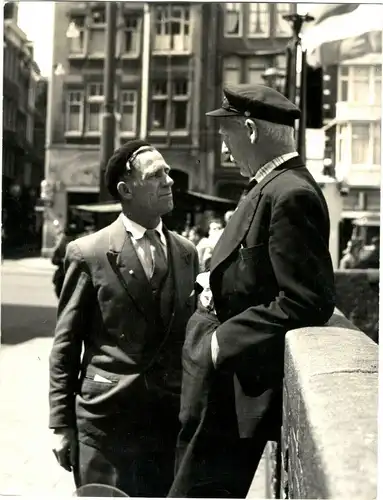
[284,319,378,498]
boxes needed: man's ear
[117,181,133,200]
[245,119,258,144]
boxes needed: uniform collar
[120,213,166,246]
[251,151,299,184]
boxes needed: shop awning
[71,191,236,214]
[72,202,121,213]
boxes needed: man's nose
[165,174,174,186]
[221,141,229,154]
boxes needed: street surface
[0,258,266,497]
[0,258,75,496]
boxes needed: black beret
[105,139,152,199]
[206,84,301,127]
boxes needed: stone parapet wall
[258,310,378,499]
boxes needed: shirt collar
[251,152,299,184]
[120,213,166,245]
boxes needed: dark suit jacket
[49,215,199,450]
[169,156,335,497]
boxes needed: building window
[85,83,104,133]
[275,4,292,37]
[374,65,381,105]
[66,90,84,133]
[120,90,137,134]
[68,15,85,54]
[153,5,191,53]
[151,80,168,131]
[337,124,348,164]
[223,56,241,85]
[373,122,381,165]
[351,123,370,163]
[150,78,190,133]
[122,15,141,55]
[338,65,381,104]
[245,58,265,85]
[171,78,189,130]
[248,3,270,38]
[224,3,242,37]
[88,7,106,55]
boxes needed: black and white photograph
[1,1,380,498]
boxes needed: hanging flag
[301,3,383,67]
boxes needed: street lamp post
[283,13,314,163]
[99,1,118,204]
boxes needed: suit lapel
[210,156,305,273]
[106,216,155,319]
[165,228,192,329]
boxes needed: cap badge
[244,111,251,117]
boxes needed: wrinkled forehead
[135,149,168,174]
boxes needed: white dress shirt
[211,151,299,366]
[120,213,167,281]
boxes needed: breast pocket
[235,243,268,294]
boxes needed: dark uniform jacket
[49,215,199,451]
[170,155,335,497]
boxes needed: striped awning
[301,4,383,67]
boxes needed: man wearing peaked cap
[49,140,199,496]
[170,84,335,498]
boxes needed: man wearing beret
[169,84,335,498]
[49,140,199,496]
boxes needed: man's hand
[52,427,77,472]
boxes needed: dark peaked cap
[105,139,152,199]
[206,84,301,127]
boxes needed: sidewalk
[1,257,55,273]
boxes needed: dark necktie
[145,229,167,291]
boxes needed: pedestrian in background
[196,218,223,272]
[51,222,83,298]
[170,84,335,498]
[49,140,198,497]
[339,238,363,269]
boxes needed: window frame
[247,3,270,39]
[121,14,142,57]
[65,89,84,136]
[224,3,243,38]
[119,89,138,136]
[337,64,382,105]
[336,121,381,167]
[149,77,191,135]
[152,4,191,55]
[274,3,293,37]
[67,15,86,56]
[88,6,106,57]
[222,56,241,86]
[84,83,104,135]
